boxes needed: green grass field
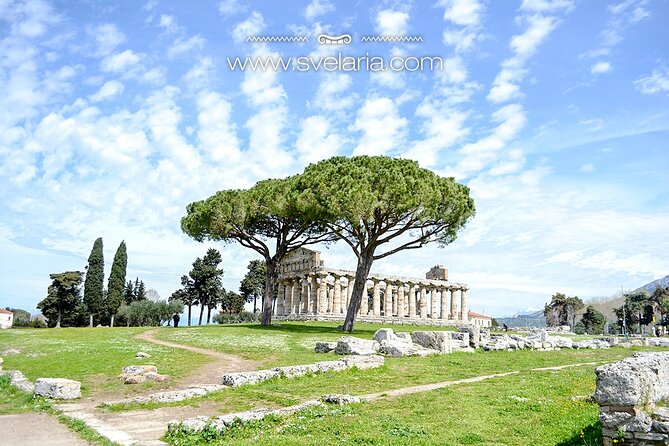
[0,322,660,445]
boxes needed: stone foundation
[594,352,669,445]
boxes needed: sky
[1,0,668,318]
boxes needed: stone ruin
[119,365,169,384]
[595,352,669,445]
[274,248,471,326]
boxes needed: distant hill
[495,309,546,328]
[634,275,669,295]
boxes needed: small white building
[0,309,14,329]
[468,311,492,328]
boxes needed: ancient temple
[274,248,470,325]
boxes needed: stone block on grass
[34,378,81,400]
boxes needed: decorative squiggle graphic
[361,35,424,43]
[246,35,309,43]
[317,33,352,45]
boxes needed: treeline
[168,250,265,326]
[544,285,669,335]
[37,238,181,328]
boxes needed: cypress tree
[107,241,127,327]
[83,237,104,327]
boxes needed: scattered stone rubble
[111,384,226,405]
[168,394,362,435]
[34,378,81,400]
[316,328,666,357]
[594,352,669,445]
[1,369,81,400]
[0,369,35,393]
[119,365,169,384]
[135,352,151,358]
[221,355,384,387]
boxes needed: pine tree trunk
[110,314,115,328]
[342,253,374,333]
[198,304,205,325]
[56,308,62,328]
[89,314,93,327]
[253,296,257,313]
[188,305,192,326]
[261,259,277,326]
[207,307,212,324]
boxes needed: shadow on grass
[556,422,603,446]
[240,321,378,337]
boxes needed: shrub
[213,311,259,324]
[574,321,586,335]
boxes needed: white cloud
[101,49,141,73]
[634,67,669,95]
[92,23,125,56]
[520,0,574,13]
[304,0,335,22]
[579,163,596,173]
[196,91,241,163]
[488,13,563,103]
[295,115,343,164]
[167,35,205,59]
[183,57,215,90]
[232,11,265,43]
[312,73,356,111]
[158,14,181,34]
[375,10,409,36]
[439,0,482,26]
[403,99,469,167]
[489,149,526,176]
[454,104,527,176]
[89,80,124,102]
[351,97,408,156]
[218,0,247,18]
[583,0,650,60]
[591,61,612,74]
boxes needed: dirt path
[133,329,261,385]
[0,413,90,446]
[51,329,262,446]
[55,330,601,446]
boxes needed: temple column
[408,282,416,318]
[419,286,427,319]
[440,286,449,319]
[288,280,296,315]
[327,283,334,313]
[431,286,439,320]
[372,280,381,316]
[450,287,458,320]
[397,283,405,317]
[275,282,284,315]
[318,274,328,314]
[309,275,317,314]
[296,277,309,314]
[384,282,393,317]
[333,276,342,315]
[461,288,469,322]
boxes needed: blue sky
[1,0,668,318]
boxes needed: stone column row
[275,275,468,322]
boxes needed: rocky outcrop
[594,352,669,445]
[34,378,81,400]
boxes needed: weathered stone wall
[594,352,669,445]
